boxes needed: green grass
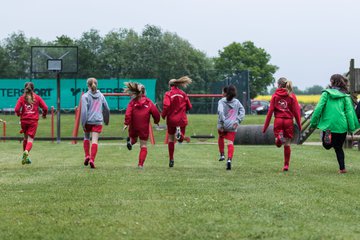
[1,114,359,239]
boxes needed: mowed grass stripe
[1,141,360,239]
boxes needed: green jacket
[310,89,360,133]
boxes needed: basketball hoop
[31,46,78,143]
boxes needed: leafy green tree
[75,29,104,78]
[214,41,278,98]
[101,28,139,78]
[1,32,43,78]
[53,35,75,46]
[304,85,323,94]
[125,25,213,100]
[292,86,304,95]
[0,45,10,77]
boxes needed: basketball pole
[56,72,61,143]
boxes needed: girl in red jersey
[15,82,48,165]
[123,82,160,168]
[81,78,110,169]
[262,77,301,171]
[161,76,192,168]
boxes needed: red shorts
[167,126,186,136]
[218,130,236,142]
[274,118,294,139]
[129,128,149,141]
[84,124,103,133]
[21,121,38,138]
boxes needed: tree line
[0,25,278,100]
[268,85,324,95]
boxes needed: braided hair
[24,82,35,104]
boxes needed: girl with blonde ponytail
[162,76,193,168]
[24,82,35,104]
[262,77,302,172]
[80,77,110,169]
[123,82,160,169]
[15,82,48,165]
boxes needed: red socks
[228,144,234,159]
[284,145,291,167]
[138,147,148,166]
[90,143,98,161]
[218,137,225,154]
[25,141,33,152]
[83,139,90,157]
[168,142,175,160]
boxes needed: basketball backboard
[31,46,78,73]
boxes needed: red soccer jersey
[263,88,301,132]
[161,86,192,127]
[15,93,48,122]
[124,96,160,136]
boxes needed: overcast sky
[1,0,360,90]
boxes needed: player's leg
[138,139,148,168]
[83,129,91,166]
[167,126,176,167]
[274,118,285,148]
[225,132,236,170]
[332,132,347,173]
[218,130,225,161]
[89,125,102,168]
[282,119,294,171]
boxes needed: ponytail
[124,82,145,99]
[277,77,293,95]
[87,78,98,92]
[226,85,237,101]
[24,82,34,104]
[285,80,293,94]
[168,76,192,88]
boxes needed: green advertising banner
[0,79,157,110]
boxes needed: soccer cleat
[126,137,132,151]
[324,130,332,145]
[169,159,174,168]
[84,156,90,166]
[338,169,347,174]
[25,157,32,164]
[22,150,29,165]
[226,159,231,170]
[89,160,96,169]
[219,155,225,161]
[175,127,181,140]
[282,165,289,171]
[138,165,144,170]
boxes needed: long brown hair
[87,78,98,92]
[24,82,34,104]
[226,85,237,101]
[168,76,192,88]
[277,77,293,94]
[330,74,348,93]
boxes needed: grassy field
[1,114,360,239]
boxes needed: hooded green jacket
[310,88,360,133]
